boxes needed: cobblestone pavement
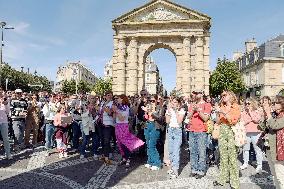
[0,145,281,189]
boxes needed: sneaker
[256,166,262,174]
[45,151,50,157]
[150,166,160,171]
[93,154,99,160]
[119,159,127,166]
[59,153,64,159]
[169,172,178,179]
[125,159,130,168]
[144,164,151,169]
[80,155,85,159]
[6,154,12,160]
[167,169,174,175]
[240,164,248,170]
[63,152,68,158]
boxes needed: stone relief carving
[136,5,188,22]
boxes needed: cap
[15,89,23,93]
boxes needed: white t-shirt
[101,101,114,126]
[166,108,185,128]
[116,106,129,124]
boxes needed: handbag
[206,119,214,134]
[276,127,284,161]
[232,120,247,147]
[212,123,220,139]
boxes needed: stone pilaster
[190,36,196,91]
[194,36,204,92]
[182,37,191,95]
[112,37,119,94]
[137,45,146,93]
[203,35,210,95]
[114,37,126,94]
[126,37,138,95]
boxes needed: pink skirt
[115,123,144,156]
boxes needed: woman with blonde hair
[214,90,241,189]
[240,98,262,173]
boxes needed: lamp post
[0,21,14,88]
[73,68,78,94]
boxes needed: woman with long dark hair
[112,94,144,167]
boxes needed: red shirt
[187,102,212,132]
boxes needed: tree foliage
[61,79,93,94]
[0,63,51,92]
[209,58,246,97]
[92,78,112,96]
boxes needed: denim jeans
[144,121,161,167]
[168,127,182,174]
[243,132,263,167]
[80,131,99,156]
[0,123,11,157]
[71,120,82,149]
[45,122,55,150]
[12,120,25,145]
[188,131,208,175]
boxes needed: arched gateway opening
[143,44,177,95]
[111,0,211,96]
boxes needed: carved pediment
[113,0,210,24]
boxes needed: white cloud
[13,22,30,35]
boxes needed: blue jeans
[0,123,11,157]
[168,127,182,173]
[71,120,82,149]
[12,120,25,145]
[80,131,99,156]
[45,122,55,150]
[188,132,208,175]
[144,121,161,167]
[243,132,263,167]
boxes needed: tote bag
[232,120,247,147]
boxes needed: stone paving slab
[0,145,282,189]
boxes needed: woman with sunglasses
[214,91,241,189]
[259,96,284,189]
[240,98,262,173]
[142,95,163,171]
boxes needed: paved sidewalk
[0,145,282,189]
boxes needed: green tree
[93,78,112,96]
[0,63,51,92]
[61,79,93,94]
[209,58,246,97]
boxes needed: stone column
[114,37,126,94]
[126,37,138,95]
[190,36,196,92]
[194,36,204,92]
[112,37,119,94]
[203,35,210,95]
[182,37,191,95]
[137,44,146,93]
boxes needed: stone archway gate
[111,0,211,96]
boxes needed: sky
[0,0,284,92]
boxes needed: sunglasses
[141,94,147,96]
[150,100,156,103]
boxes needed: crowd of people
[0,87,284,189]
